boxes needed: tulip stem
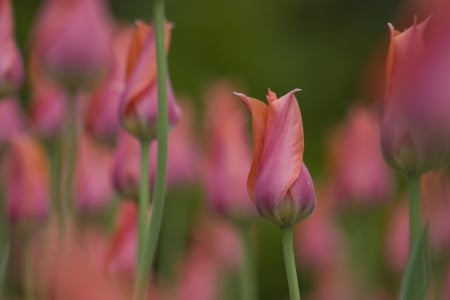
[137,141,150,274]
[281,226,301,300]
[407,174,422,253]
[48,140,61,219]
[60,92,78,234]
[133,0,169,298]
[239,225,258,300]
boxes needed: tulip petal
[234,92,268,200]
[254,89,303,207]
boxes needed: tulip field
[0,0,449,299]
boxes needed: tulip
[112,130,154,200]
[235,89,315,226]
[119,21,181,142]
[106,202,138,279]
[385,202,409,273]
[85,26,133,143]
[329,106,393,206]
[3,134,50,225]
[0,98,25,147]
[203,82,256,220]
[31,0,111,90]
[381,17,450,174]
[0,0,24,96]
[73,135,114,213]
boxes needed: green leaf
[0,244,9,295]
[399,225,430,300]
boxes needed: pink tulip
[86,26,133,143]
[74,134,114,212]
[112,129,154,200]
[381,17,450,174]
[2,134,50,224]
[32,0,111,90]
[0,98,25,146]
[0,0,24,96]
[385,202,409,273]
[119,21,181,142]
[106,202,138,279]
[203,82,256,220]
[235,89,315,226]
[328,106,393,206]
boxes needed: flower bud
[382,17,450,174]
[236,89,315,226]
[119,21,181,142]
[0,0,24,96]
[3,134,50,225]
[32,0,111,90]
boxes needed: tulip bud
[32,0,111,90]
[235,89,315,226]
[3,134,50,225]
[119,21,181,142]
[203,82,257,220]
[0,98,25,147]
[74,135,114,213]
[329,106,393,206]
[381,17,450,174]
[0,0,24,96]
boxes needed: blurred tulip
[112,130,153,200]
[385,202,409,273]
[162,101,199,188]
[86,26,133,143]
[0,98,25,147]
[32,0,111,90]
[2,134,50,225]
[203,82,256,220]
[235,89,315,226]
[74,134,114,212]
[328,106,393,206]
[381,17,450,174]
[0,0,24,96]
[421,170,450,253]
[119,21,181,142]
[106,202,138,279]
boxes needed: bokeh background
[8,0,430,299]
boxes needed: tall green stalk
[60,93,79,233]
[238,226,258,300]
[48,140,61,218]
[281,226,301,300]
[407,174,421,252]
[137,141,150,271]
[133,0,169,297]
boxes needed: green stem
[60,92,79,233]
[48,140,61,219]
[281,226,301,300]
[133,0,169,297]
[407,174,422,253]
[137,141,150,272]
[238,226,258,300]
[24,240,34,300]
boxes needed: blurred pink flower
[381,17,450,174]
[235,89,315,226]
[0,0,24,96]
[112,129,153,200]
[328,106,393,206]
[32,0,112,90]
[119,21,181,141]
[203,82,256,220]
[2,134,50,224]
[106,202,138,279]
[86,26,133,143]
[0,98,25,146]
[74,134,114,212]
[385,202,409,273]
